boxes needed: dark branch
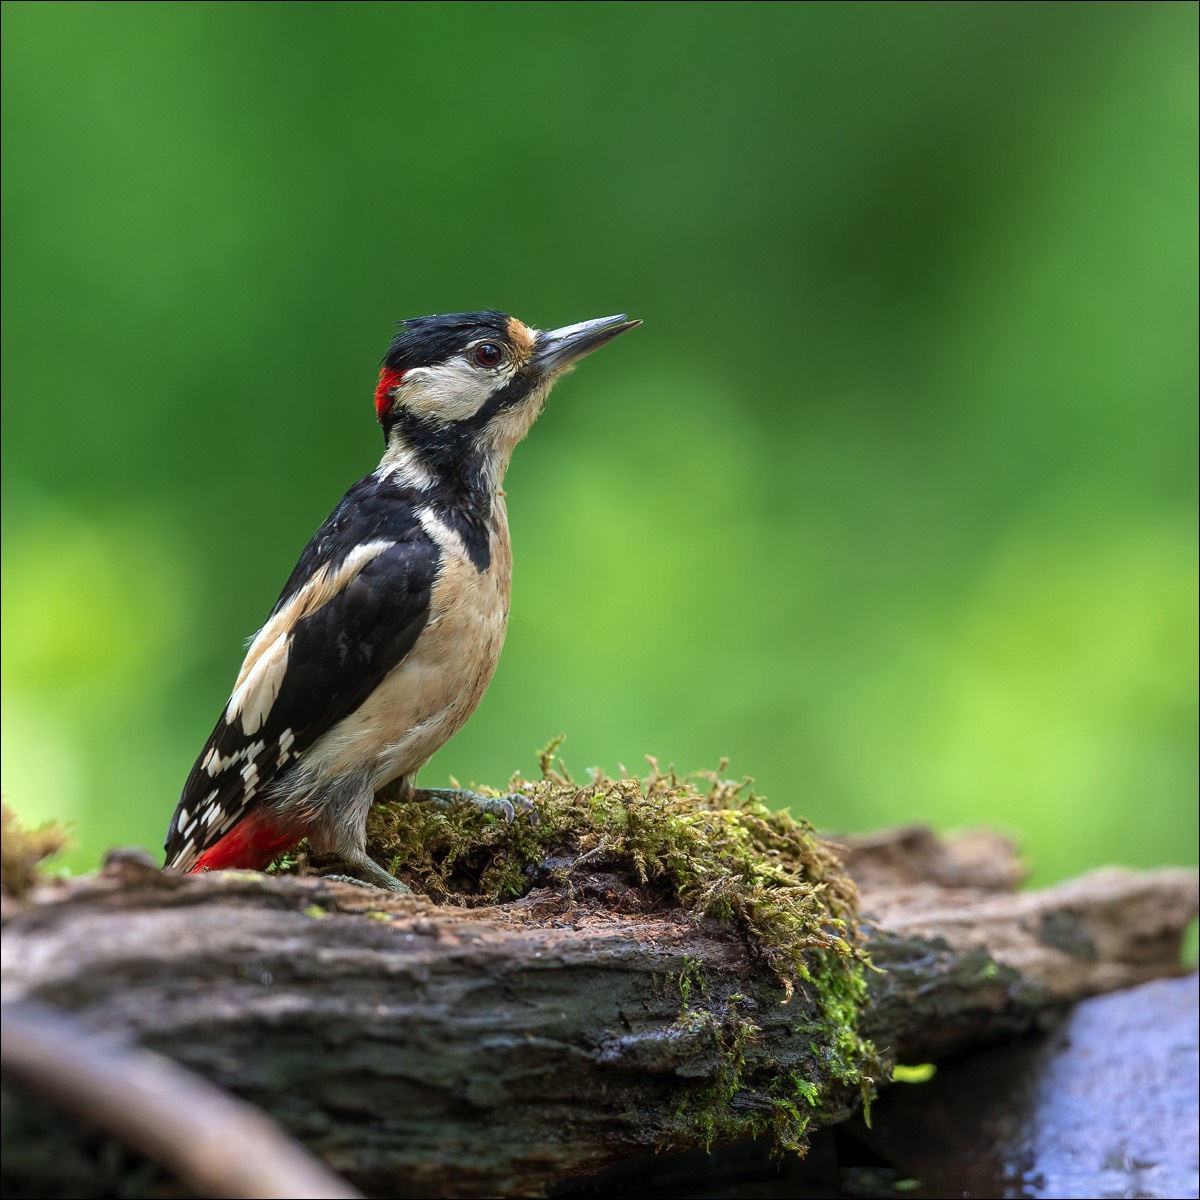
[1,829,1195,1198]
[1,1000,361,1200]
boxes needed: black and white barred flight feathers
[164,310,639,885]
[165,477,437,872]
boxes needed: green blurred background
[2,2,1196,886]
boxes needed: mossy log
[1,779,1196,1200]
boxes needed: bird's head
[374,310,639,490]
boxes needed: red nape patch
[189,810,301,874]
[375,368,405,421]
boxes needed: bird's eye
[473,342,505,368]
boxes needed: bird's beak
[533,314,641,375]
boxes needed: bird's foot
[414,787,539,825]
[321,853,412,893]
[320,873,377,890]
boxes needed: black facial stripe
[390,367,538,467]
[385,411,497,573]
[474,367,540,420]
[391,409,474,475]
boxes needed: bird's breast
[308,504,513,783]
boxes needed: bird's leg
[412,787,538,824]
[307,772,413,892]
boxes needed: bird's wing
[164,495,438,871]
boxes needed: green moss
[319,745,880,1157]
[1,805,70,897]
[366,754,860,970]
[266,849,301,875]
[892,1063,937,1083]
[667,991,872,1156]
[670,998,763,1150]
[678,955,707,1006]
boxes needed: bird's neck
[378,435,506,530]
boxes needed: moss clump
[357,745,880,1155]
[666,965,875,1156]
[365,749,860,989]
[1,805,70,898]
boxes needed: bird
[163,310,640,890]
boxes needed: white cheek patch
[398,358,516,422]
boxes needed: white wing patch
[170,541,395,871]
[224,540,395,735]
[416,507,468,561]
[226,634,289,735]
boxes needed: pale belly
[303,520,512,788]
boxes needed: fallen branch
[1,805,1195,1198]
[0,1001,361,1200]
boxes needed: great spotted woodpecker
[163,311,639,890]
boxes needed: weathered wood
[840,826,1198,1059]
[0,1001,362,1200]
[1,830,1195,1199]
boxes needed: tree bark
[2,829,1195,1199]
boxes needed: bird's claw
[416,788,539,825]
[479,792,539,825]
[320,872,378,890]
[322,857,413,893]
